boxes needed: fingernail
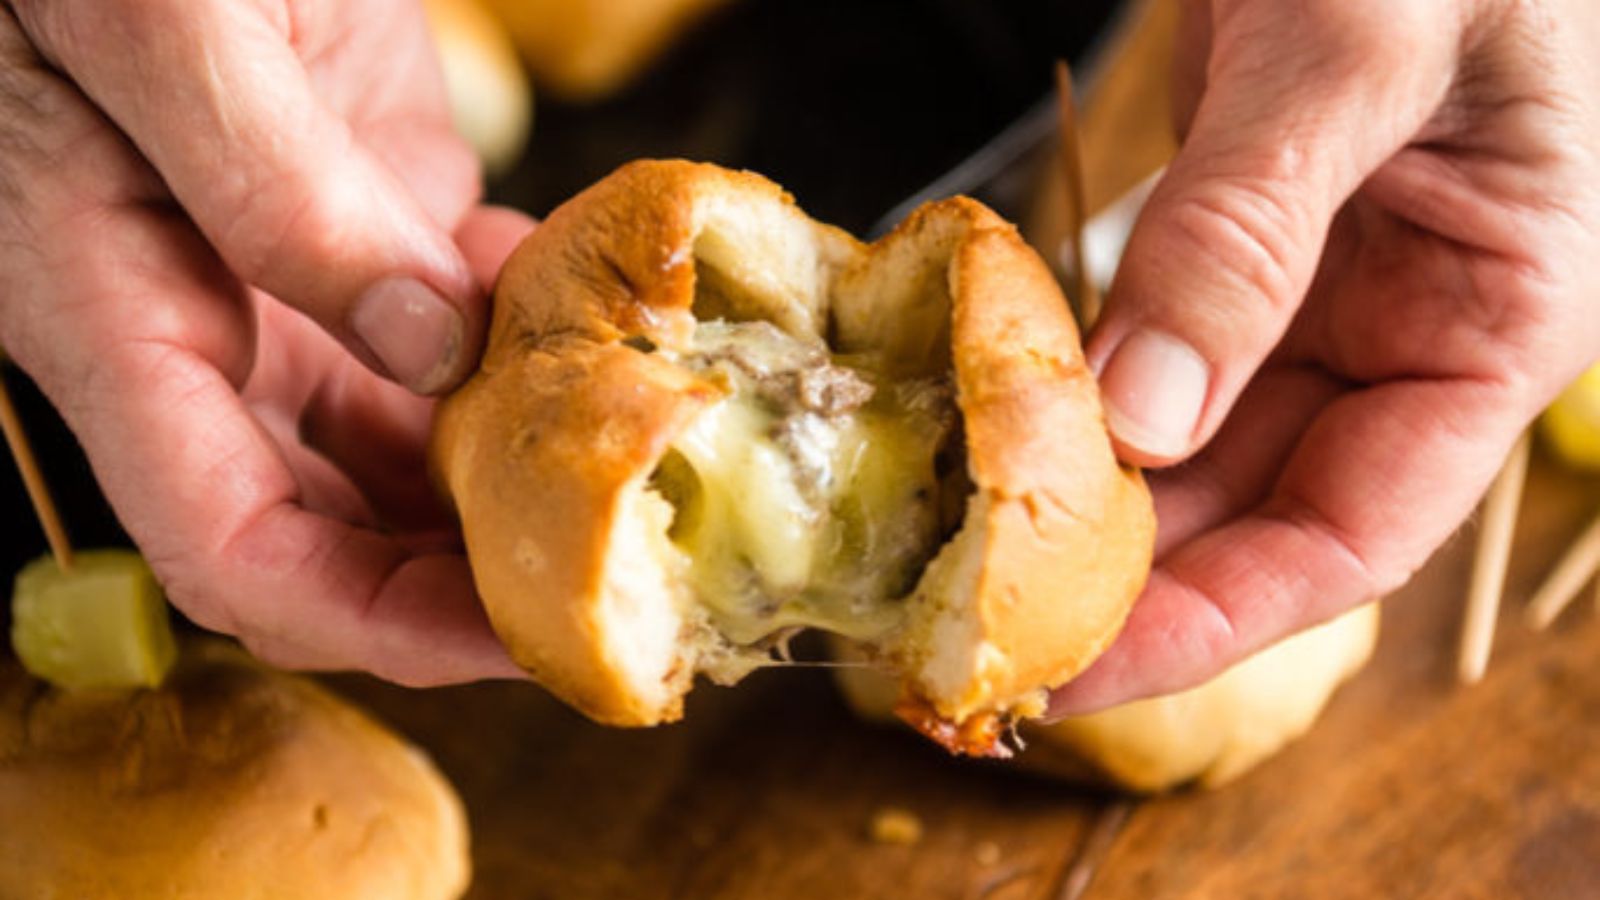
[351,277,463,394]
[1097,329,1209,458]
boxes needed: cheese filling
[652,320,958,647]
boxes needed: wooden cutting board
[330,450,1600,900]
[331,4,1600,895]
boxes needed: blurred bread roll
[0,641,471,899]
[1022,604,1379,790]
[480,0,732,101]
[836,604,1379,792]
[425,0,533,175]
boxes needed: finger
[0,7,250,399]
[1049,373,1531,715]
[361,116,483,232]
[1147,362,1345,559]
[297,206,538,529]
[74,227,517,685]
[13,0,484,394]
[301,347,452,534]
[36,212,516,684]
[0,36,516,685]
[456,204,539,290]
[1087,0,1461,466]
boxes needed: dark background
[2,0,1123,603]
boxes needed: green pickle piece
[10,549,177,690]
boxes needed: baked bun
[836,603,1379,791]
[479,0,730,101]
[424,0,533,175]
[432,160,1154,754]
[0,642,470,899]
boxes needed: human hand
[1052,0,1600,713]
[0,1,535,684]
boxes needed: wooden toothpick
[0,375,74,571]
[1458,431,1531,683]
[1525,507,1600,630]
[1054,60,1103,328]
[1054,800,1134,900]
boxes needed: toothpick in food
[1458,431,1531,683]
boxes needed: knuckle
[1296,0,1435,69]
[233,633,312,673]
[0,17,49,187]
[15,0,160,62]
[1217,0,1440,89]
[147,554,239,637]
[213,167,350,293]
[1161,174,1310,317]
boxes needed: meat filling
[651,320,960,647]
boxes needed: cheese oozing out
[651,320,960,649]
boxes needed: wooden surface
[331,454,1600,899]
[329,3,1600,895]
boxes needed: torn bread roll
[0,641,470,899]
[431,160,1154,756]
[835,603,1380,791]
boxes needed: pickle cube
[11,549,177,690]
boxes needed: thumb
[14,0,482,394]
[1087,0,1458,465]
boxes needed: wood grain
[1087,455,1600,899]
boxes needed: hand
[1052,0,1600,713]
[0,1,535,684]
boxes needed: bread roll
[424,0,533,175]
[432,159,1154,755]
[1024,603,1379,790]
[0,642,470,899]
[835,603,1380,791]
[479,0,732,101]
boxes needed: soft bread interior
[596,486,693,712]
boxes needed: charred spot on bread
[432,160,1155,743]
[893,692,1013,759]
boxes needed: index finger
[1050,374,1527,715]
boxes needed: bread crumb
[974,841,1001,866]
[869,807,924,846]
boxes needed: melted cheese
[672,394,818,597]
[655,321,952,647]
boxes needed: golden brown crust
[434,341,717,724]
[0,642,469,899]
[921,209,1155,720]
[434,161,838,725]
[434,159,1154,734]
